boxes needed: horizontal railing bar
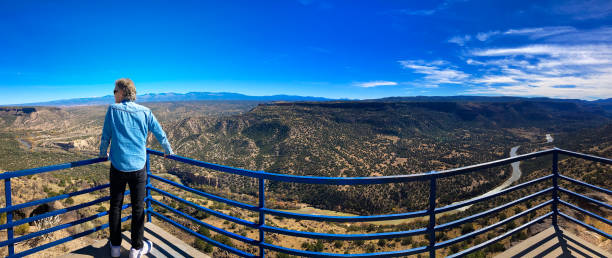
[436,174,553,213]
[559,188,612,210]
[260,225,426,240]
[559,212,612,240]
[149,174,258,211]
[556,149,612,165]
[12,215,131,258]
[149,210,257,258]
[0,191,129,231]
[148,148,555,184]
[0,157,107,180]
[261,242,427,257]
[436,187,553,231]
[0,183,110,214]
[149,187,257,228]
[559,200,612,227]
[149,199,258,245]
[559,175,612,196]
[436,200,553,248]
[446,211,553,258]
[436,149,554,178]
[0,204,130,247]
[261,208,428,222]
[150,147,429,184]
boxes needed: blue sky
[2,0,612,104]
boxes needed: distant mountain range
[8,92,340,106]
[6,92,612,108]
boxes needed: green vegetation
[15,223,30,235]
[1,99,611,257]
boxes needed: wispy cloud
[448,35,471,46]
[503,26,576,39]
[400,9,436,16]
[552,0,612,20]
[397,0,467,16]
[439,26,612,99]
[476,31,500,41]
[451,26,577,45]
[354,81,398,88]
[544,26,612,43]
[466,43,612,98]
[399,60,469,86]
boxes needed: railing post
[5,178,14,256]
[552,149,559,227]
[428,172,437,258]
[258,177,266,258]
[146,152,152,223]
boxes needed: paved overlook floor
[61,223,210,258]
[495,226,611,258]
[59,224,610,258]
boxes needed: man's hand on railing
[99,152,109,159]
[163,152,174,159]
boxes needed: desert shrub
[198,226,211,237]
[401,236,412,245]
[15,223,30,235]
[365,243,376,253]
[461,223,475,234]
[212,234,234,247]
[334,240,344,248]
[466,250,486,258]
[486,242,505,252]
[194,239,213,253]
[65,197,75,205]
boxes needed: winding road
[452,146,521,211]
[452,133,554,212]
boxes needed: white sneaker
[110,243,121,258]
[129,240,152,258]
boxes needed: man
[99,78,174,258]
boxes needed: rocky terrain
[0,98,610,257]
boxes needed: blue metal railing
[0,147,610,257]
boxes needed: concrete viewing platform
[60,223,210,258]
[495,226,611,258]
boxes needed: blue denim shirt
[99,101,173,172]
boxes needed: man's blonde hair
[115,78,137,101]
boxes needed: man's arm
[148,111,173,155]
[99,107,112,158]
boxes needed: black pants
[109,164,147,250]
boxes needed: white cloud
[476,31,500,41]
[473,76,517,84]
[503,26,577,39]
[398,0,467,16]
[424,26,612,99]
[354,81,398,88]
[452,26,576,46]
[448,35,471,46]
[553,0,612,20]
[399,60,469,86]
[545,26,612,43]
[400,9,436,16]
[465,42,612,99]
